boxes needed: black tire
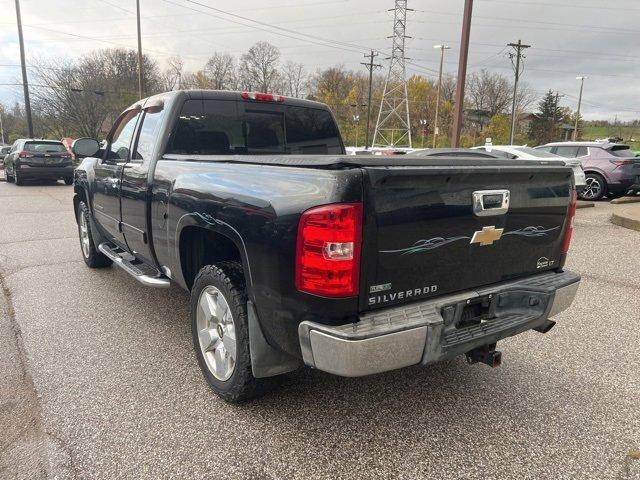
[607,190,628,200]
[5,169,14,183]
[64,177,73,185]
[77,200,112,268]
[190,262,267,403]
[579,172,606,201]
[14,168,24,186]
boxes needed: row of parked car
[3,136,639,201]
[349,140,640,201]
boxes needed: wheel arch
[176,215,253,294]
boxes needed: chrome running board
[98,243,170,288]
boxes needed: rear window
[608,145,633,158]
[166,99,342,156]
[24,142,66,153]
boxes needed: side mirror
[72,137,100,158]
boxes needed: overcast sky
[0,0,639,120]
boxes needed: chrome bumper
[299,270,580,377]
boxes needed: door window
[133,107,165,162]
[106,110,140,161]
[554,146,579,158]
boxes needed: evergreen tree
[528,90,563,145]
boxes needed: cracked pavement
[0,180,638,479]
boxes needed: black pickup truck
[72,90,580,402]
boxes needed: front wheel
[579,173,606,201]
[64,177,73,185]
[190,263,267,403]
[77,200,112,268]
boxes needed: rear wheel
[607,190,628,199]
[77,200,112,268]
[14,169,24,186]
[579,173,606,201]
[190,263,268,403]
[5,168,14,183]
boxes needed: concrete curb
[610,196,640,205]
[576,201,595,209]
[611,206,640,232]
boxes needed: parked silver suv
[536,142,640,200]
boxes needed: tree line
[0,41,595,147]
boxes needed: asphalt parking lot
[0,180,638,480]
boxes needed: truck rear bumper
[298,270,580,377]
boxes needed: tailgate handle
[473,190,510,217]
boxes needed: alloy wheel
[582,177,602,200]
[79,211,91,258]
[196,285,237,381]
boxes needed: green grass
[582,125,640,150]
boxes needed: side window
[106,110,140,161]
[133,106,165,162]
[10,141,18,153]
[537,146,552,153]
[554,146,579,158]
[576,146,588,157]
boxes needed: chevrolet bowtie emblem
[470,226,504,246]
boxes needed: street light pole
[573,76,586,141]
[432,44,450,148]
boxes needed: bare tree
[239,41,280,92]
[205,52,237,90]
[30,48,162,138]
[281,61,306,98]
[160,55,184,91]
[467,69,512,124]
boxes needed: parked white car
[472,145,586,189]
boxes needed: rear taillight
[240,91,285,103]
[295,203,362,297]
[609,159,633,166]
[561,190,577,255]
[18,151,33,158]
[61,153,72,159]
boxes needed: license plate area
[456,295,496,329]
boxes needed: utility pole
[507,39,531,145]
[136,0,144,99]
[432,44,450,148]
[361,50,382,149]
[573,76,585,141]
[451,0,473,147]
[14,0,33,137]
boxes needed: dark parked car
[72,89,580,402]
[536,142,640,200]
[4,139,75,185]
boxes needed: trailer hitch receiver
[465,343,502,368]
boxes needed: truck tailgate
[360,163,573,311]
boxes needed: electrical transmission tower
[373,0,413,148]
